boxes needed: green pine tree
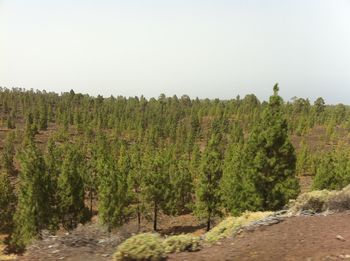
[0,170,16,232]
[98,144,129,231]
[57,145,88,230]
[11,139,50,249]
[128,144,145,231]
[44,138,62,230]
[296,140,311,176]
[142,147,171,231]
[244,84,300,211]
[168,156,193,215]
[221,133,260,215]
[195,132,223,231]
[313,147,350,190]
[1,132,16,176]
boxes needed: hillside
[2,87,350,259]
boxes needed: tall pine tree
[57,144,88,230]
[142,147,171,231]
[0,170,16,232]
[195,131,223,231]
[221,123,259,215]
[11,139,50,249]
[244,84,300,210]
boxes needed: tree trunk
[153,201,158,231]
[206,210,211,231]
[89,187,93,216]
[137,203,141,232]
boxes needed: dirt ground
[170,212,350,261]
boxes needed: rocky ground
[18,222,120,261]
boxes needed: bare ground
[170,212,350,261]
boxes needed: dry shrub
[114,233,200,260]
[327,185,350,211]
[163,234,200,253]
[288,190,335,214]
[113,233,165,261]
[289,185,350,214]
[204,211,273,243]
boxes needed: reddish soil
[170,212,350,261]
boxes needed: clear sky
[1,0,350,103]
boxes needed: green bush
[163,234,200,253]
[113,233,165,261]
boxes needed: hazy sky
[1,0,350,103]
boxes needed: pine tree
[98,144,129,230]
[314,97,326,123]
[296,140,311,176]
[313,147,350,190]
[25,112,37,137]
[0,170,16,232]
[44,138,62,230]
[1,132,16,176]
[244,84,300,211]
[113,144,131,221]
[98,158,124,230]
[168,156,193,215]
[221,124,260,215]
[57,145,88,230]
[39,102,48,130]
[142,147,171,231]
[312,151,336,190]
[195,132,223,231]
[190,144,201,182]
[127,144,144,231]
[11,139,50,249]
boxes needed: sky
[1,0,350,104]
